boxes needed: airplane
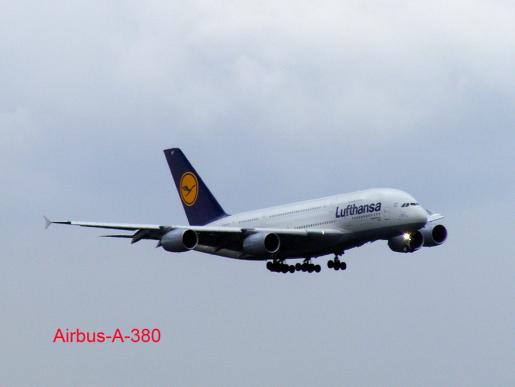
[45,148,448,274]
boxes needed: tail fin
[163,148,228,225]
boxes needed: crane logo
[180,172,199,207]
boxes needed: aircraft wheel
[307,264,314,273]
[295,263,302,271]
[314,265,321,273]
[327,260,334,269]
[266,261,273,271]
[281,265,288,274]
[289,265,295,273]
[301,263,308,272]
[340,262,347,270]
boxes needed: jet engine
[388,231,424,253]
[160,229,198,252]
[420,224,447,247]
[243,232,281,256]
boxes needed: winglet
[44,216,52,229]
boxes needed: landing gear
[266,256,346,274]
[266,260,296,273]
[327,254,347,271]
[301,258,320,273]
[266,258,321,274]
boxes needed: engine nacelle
[420,224,447,247]
[388,231,424,253]
[160,229,198,252]
[243,232,280,256]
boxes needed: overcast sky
[1,1,514,386]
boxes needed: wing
[190,226,346,259]
[44,217,346,257]
[44,217,170,244]
[427,213,444,222]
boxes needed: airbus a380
[46,148,448,274]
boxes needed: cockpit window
[402,202,419,207]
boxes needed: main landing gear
[266,259,321,274]
[327,254,347,271]
[266,255,347,274]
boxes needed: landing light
[403,233,411,241]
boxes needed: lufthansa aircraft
[46,148,447,274]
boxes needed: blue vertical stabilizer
[163,148,228,225]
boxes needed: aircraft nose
[414,207,428,224]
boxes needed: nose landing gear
[327,254,347,271]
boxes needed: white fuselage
[212,188,427,232]
[202,188,429,260]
